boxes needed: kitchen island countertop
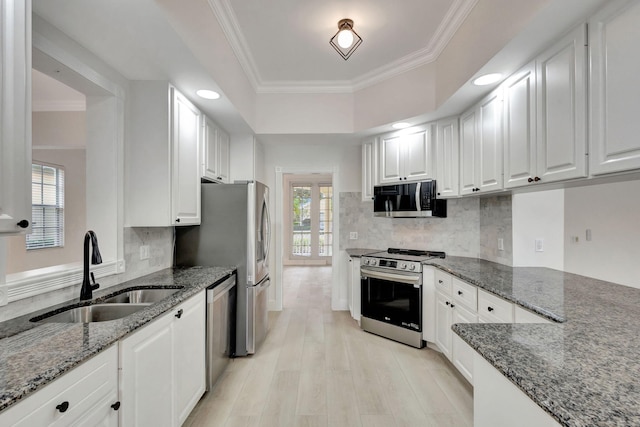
[0,265,235,413]
[426,256,640,427]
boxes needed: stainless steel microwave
[373,181,447,218]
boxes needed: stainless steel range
[360,248,445,348]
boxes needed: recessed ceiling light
[472,73,503,86]
[196,89,221,100]
[392,122,411,129]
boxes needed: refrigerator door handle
[262,195,271,263]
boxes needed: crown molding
[209,0,478,94]
[207,0,262,91]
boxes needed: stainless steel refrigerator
[175,181,271,356]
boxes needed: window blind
[26,163,65,250]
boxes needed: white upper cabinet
[589,0,640,175]
[379,124,433,184]
[505,25,587,189]
[460,87,503,195]
[126,82,201,227]
[503,62,537,189]
[435,117,460,197]
[361,138,378,201]
[171,89,201,225]
[201,116,230,184]
[0,0,31,234]
[536,25,587,182]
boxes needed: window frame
[27,161,65,250]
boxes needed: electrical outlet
[139,245,150,260]
[535,239,544,252]
[498,238,504,251]
[349,232,358,240]
[571,236,579,244]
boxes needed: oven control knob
[363,259,369,265]
[400,263,407,270]
[370,259,377,266]
[409,264,416,271]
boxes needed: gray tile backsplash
[340,192,512,265]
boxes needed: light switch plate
[535,239,544,252]
[349,232,358,240]
[498,238,504,251]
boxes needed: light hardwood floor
[185,266,473,427]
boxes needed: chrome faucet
[80,230,102,301]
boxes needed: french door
[289,181,333,260]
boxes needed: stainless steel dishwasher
[206,274,237,391]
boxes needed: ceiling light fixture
[472,73,503,86]
[196,89,221,100]
[330,19,363,60]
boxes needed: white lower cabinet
[120,291,206,427]
[474,353,560,427]
[478,289,515,323]
[434,271,478,384]
[347,256,362,322]
[0,345,119,427]
[514,306,552,324]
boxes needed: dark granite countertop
[0,266,235,413]
[346,248,380,258]
[429,257,640,427]
[425,256,566,322]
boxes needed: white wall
[512,189,564,269]
[6,148,86,273]
[564,180,640,288]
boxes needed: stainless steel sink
[101,287,183,304]
[33,304,148,323]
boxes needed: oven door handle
[361,268,421,286]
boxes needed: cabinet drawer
[0,345,118,426]
[435,270,452,295]
[478,289,514,323]
[452,278,477,312]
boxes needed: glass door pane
[318,185,333,256]
[291,185,311,257]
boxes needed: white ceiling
[32,69,85,112]
[32,0,609,136]
[211,0,477,91]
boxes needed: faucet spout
[80,230,102,301]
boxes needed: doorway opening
[284,174,333,266]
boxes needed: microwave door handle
[415,182,421,212]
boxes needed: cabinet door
[217,127,230,183]
[361,139,377,201]
[435,118,459,197]
[379,134,403,183]
[503,63,537,189]
[435,291,453,360]
[452,304,477,384]
[403,125,432,182]
[459,108,478,195]
[171,88,201,225]
[536,24,587,182]
[478,88,503,192]
[202,117,219,181]
[119,313,174,427]
[173,292,206,426]
[350,257,361,322]
[0,0,31,234]
[589,0,640,175]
